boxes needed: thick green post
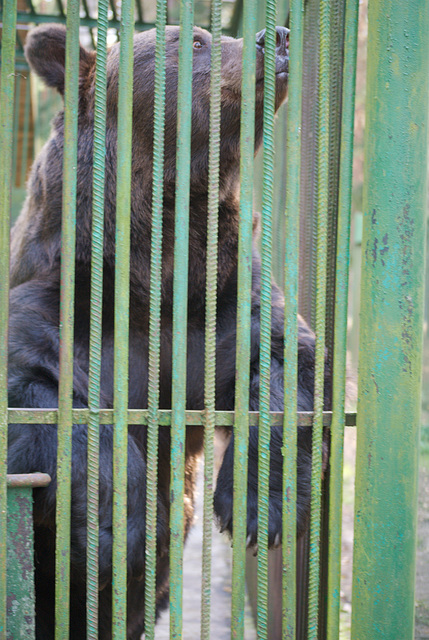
[351,1,429,639]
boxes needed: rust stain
[380,233,389,266]
[372,237,379,265]
[371,373,380,394]
[396,204,415,375]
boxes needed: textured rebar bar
[6,407,357,427]
[307,0,330,637]
[231,0,257,636]
[144,0,167,637]
[86,1,109,637]
[169,1,194,637]
[256,2,276,638]
[326,0,359,637]
[200,0,222,637]
[282,0,304,635]
[0,2,17,637]
[112,0,134,635]
[55,1,80,636]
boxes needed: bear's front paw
[214,468,283,550]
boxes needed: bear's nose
[256,26,290,57]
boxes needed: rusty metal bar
[0,0,17,637]
[351,1,429,637]
[231,0,257,636]
[55,2,80,636]
[169,0,194,637]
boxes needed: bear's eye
[193,40,203,49]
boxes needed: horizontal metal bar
[6,473,51,488]
[0,11,155,30]
[7,409,357,427]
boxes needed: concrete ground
[154,453,257,639]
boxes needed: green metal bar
[257,2,276,638]
[6,10,155,31]
[55,0,65,18]
[86,0,108,637]
[169,1,194,637]
[81,0,97,50]
[231,0,257,636]
[200,0,222,637]
[6,408,358,427]
[282,0,304,636]
[135,0,144,27]
[6,475,50,638]
[108,0,117,21]
[7,484,36,639]
[326,0,359,638]
[144,0,167,636]
[0,2,17,637]
[112,0,134,635]
[12,75,21,185]
[351,1,429,638]
[20,74,32,188]
[55,2,80,637]
[307,0,330,637]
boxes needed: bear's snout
[256,26,290,76]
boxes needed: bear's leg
[214,337,316,544]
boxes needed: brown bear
[7,23,327,639]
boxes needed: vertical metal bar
[0,2,17,637]
[326,0,359,638]
[257,2,276,638]
[200,0,222,636]
[169,1,194,638]
[231,0,257,636]
[282,0,304,636]
[86,1,109,637]
[20,76,32,188]
[55,2,80,637]
[112,0,134,636]
[12,75,21,186]
[351,1,429,638]
[145,0,167,636]
[307,0,330,637]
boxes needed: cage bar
[55,2,80,636]
[326,0,359,637]
[256,2,276,638]
[169,1,194,637]
[145,1,167,638]
[307,0,330,637]
[112,0,134,635]
[231,0,257,636]
[200,0,222,636]
[282,0,304,635]
[351,1,429,637]
[19,75,32,187]
[86,1,109,637]
[0,2,17,637]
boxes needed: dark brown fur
[7,24,326,639]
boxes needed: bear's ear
[25,24,95,95]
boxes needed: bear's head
[24,24,289,200]
[12,24,288,292]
